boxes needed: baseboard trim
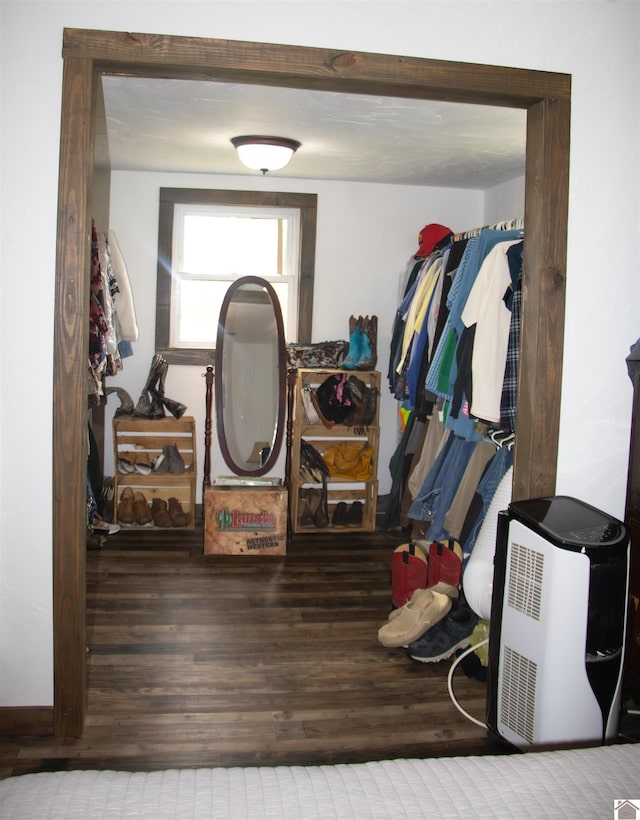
[0,706,54,736]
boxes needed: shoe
[152,447,170,473]
[347,500,363,527]
[118,487,135,525]
[332,501,348,526]
[105,385,135,417]
[168,497,191,527]
[427,539,463,595]
[407,598,478,663]
[133,491,153,525]
[93,521,121,535]
[298,489,314,527]
[377,587,452,648]
[298,488,328,528]
[117,457,136,475]
[101,477,115,523]
[148,359,169,418]
[391,541,429,609]
[134,461,152,476]
[151,498,173,528]
[150,388,187,420]
[134,354,166,418]
[342,315,363,370]
[92,515,121,536]
[357,315,377,370]
[168,443,186,474]
[311,488,329,527]
[154,360,187,420]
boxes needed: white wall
[1,1,638,708]
[106,169,484,499]
[484,176,525,226]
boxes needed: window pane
[173,278,294,347]
[156,188,316,363]
[173,279,231,347]
[182,215,280,277]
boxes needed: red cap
[415,223,452,257]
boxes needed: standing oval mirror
[215,276,286,476]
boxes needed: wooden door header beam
[62,28,571,108]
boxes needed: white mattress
[1,743,639,819]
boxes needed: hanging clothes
[88,220,111,405]
[499,242,523,431]
[89,222,138,405]
[383,218,523,550]
[457,237,522,424]
[387,256,424,400]
[425,228,523,411]
[97,229,139,356]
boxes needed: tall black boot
[134,354,166,418]
[148,360,168,419]
[152,359,187,419]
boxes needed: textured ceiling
[96,76,527,190]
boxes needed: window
[156,188,317,364]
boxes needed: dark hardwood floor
[1,522,505,779]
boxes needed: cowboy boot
[357,315,377,370]
[342,315,363,370]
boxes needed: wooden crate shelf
[113,416,197,530]
[289,369,380,534]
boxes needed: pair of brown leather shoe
[118,488,152,525]
[331,500,363,527]
[151,497,191,528]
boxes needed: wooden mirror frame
[53,28,570,737]
[214,276,287,478]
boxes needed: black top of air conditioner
[508,495,627,557]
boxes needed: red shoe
[391,541,428,609]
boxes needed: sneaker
[407,598,478,663]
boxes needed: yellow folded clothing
[322,441,374,480]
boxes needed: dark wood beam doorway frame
[54,28,570,737]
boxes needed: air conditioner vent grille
[500,645,537,743]
[507,541,544,620]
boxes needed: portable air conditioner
[486,496,628,750]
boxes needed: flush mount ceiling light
[231,135,301,175]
